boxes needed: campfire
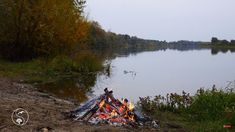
[70,88,159,128]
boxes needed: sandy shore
[0,77,160,132]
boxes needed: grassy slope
[0,56,102,84]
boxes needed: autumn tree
[0,0,88,61]
[87,21,108,51]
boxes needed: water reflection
[39,74,97,103]
[211,48,235,55]
[92,49,235,102]
[38,48,235,103]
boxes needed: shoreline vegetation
[138,84,235,131]
[0,0,235,131]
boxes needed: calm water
[92,49,235,102]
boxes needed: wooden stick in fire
[83,88,116,121]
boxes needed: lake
[92,49,235,102]
[39,49,235,103]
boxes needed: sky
[85,0,235,42]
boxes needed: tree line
[0,0,162,62]
[2,0,233,62]
[87,21,164,57]
[211,37,235,45]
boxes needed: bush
[47,53,103,75]
[48,56,76,73]
[138,91,192,114]
[188,88,235,122]
[73,52,103,73]
[138,86,235,131]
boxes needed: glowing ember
[99,100,105,108]
[110,110,118,117]
[128,102,135,111]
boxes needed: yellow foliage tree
[0,0,89,61]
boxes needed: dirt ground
[0,77,161,132]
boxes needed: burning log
[70,88,159,129]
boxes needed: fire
[76,88,142,126]
[128,102,135,111]
[99,100,105,108]
[110,110,118,117]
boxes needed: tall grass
[0,53,104,83]
[73,52,103,73]
[138,85,235,131]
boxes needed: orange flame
[99,100,105,108]
[110,110,118,117]
[128,102,135,111]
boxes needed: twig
[0,125,7,130]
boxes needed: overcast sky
[85,0,235,41]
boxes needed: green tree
[221,39,229,45]
[211,37,219,44]
[231,40,235,45]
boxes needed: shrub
[138,91,192,114]
[47,53,103,75]
[188,88,235,122]
[47,56,76,74]
[73,52,103,73]
[138,86,235,126]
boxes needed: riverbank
[0,77,139,132]
[0,77,189,132]
[1,57,234,131]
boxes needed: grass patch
[0,54,104,84]
[138,86,235,131]
[0,59,44,78]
